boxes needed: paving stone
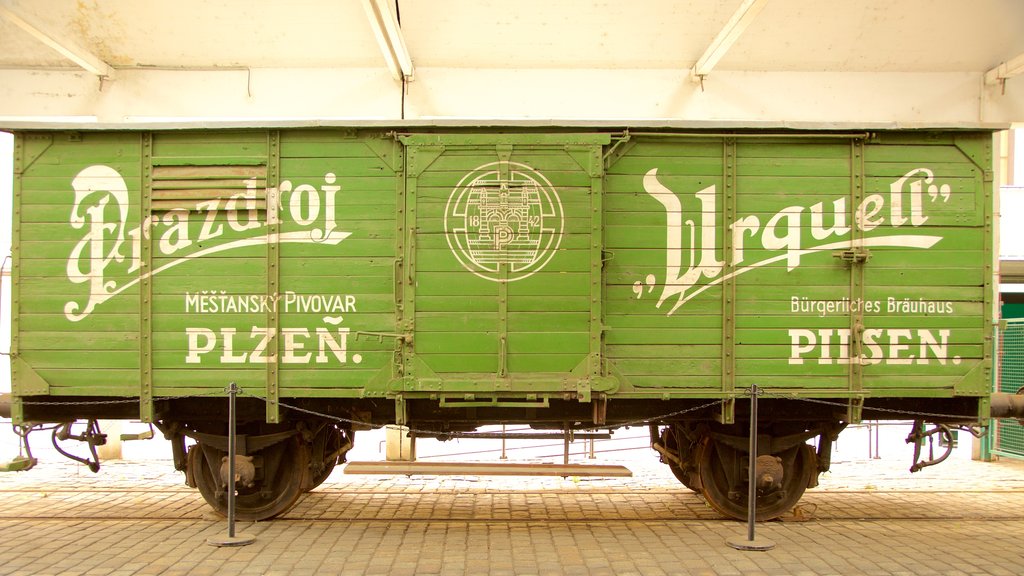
[1,449,1023,575]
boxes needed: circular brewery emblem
[444,162,563,282]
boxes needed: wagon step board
[343,461,632,477]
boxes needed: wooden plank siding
[11,129,993,406]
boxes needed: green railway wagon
[1,127,1010,520]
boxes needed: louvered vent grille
[151,164,268,211]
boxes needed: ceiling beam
[690,0,768,83]
[986,52,1024,86]
[361,0,414,82]
[0,0,114,79]
[0,68,1017,125]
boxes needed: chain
[579,399,725,431]
[756,391,978,422]
[237,390,727,438]
[236,390,424,434]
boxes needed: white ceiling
[0,0,1022,126]
[0,1,380,68]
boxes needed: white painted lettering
[159,209,192,255]
[316,327,349,363]
[730,215,761,265]
[762,207,804,271]
[635,167,952,315]
[185,328,216,364]
[249,326,275,363]
[789,329,817,365]
[919,329,950,365]
[289,184,320,226]
[219,328,248,364]
[810,198,850,240]
[282,328,312,364]
[788,327,955,366]
[887,329,915,365]
[861,329,883,366]
[855,194,885,231]
[196,199,224,241]
[64,166,353,321]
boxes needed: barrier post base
[726,535,776,551]
[207,533,256,547]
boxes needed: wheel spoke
[659,427,701,492]
[308,425,347,490]
[697,437,815,521]
[189,435,309,521]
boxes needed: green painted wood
[265,130,281,421]
[721,139,737,414]
[406,139,599,390]
[11,133,28,417]
[8,128,994,417]
[140,133,154,421]
[602,132,990,397]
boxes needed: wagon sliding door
[400,135,609,401]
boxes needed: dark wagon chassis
[9,394,991,521]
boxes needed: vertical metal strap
[266,131,281,423]
[585,145,604,403]
[398,144,443,391]
[720,139,737,425]
[982,134,996,403]
[10,135,24,423]
[848,139,866,423]
[497,146,512,380]
[402,147,420,385]
[982,323,999,455]
[498,271,508,379]
[140,133,154,422]
[394,139,407,382]
[394,395,407,427]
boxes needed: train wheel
[696,437,815,521]
[189,435,309,521]
[308,425,345,491]
[660,428,700,492]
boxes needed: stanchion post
[228,381,238,537]
[874,421,881,460]
[727,384,775,551]
[207,382,255,547]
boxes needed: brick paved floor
[1,435,1023,575]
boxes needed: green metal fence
[992,318,1024,459]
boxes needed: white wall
[1018,129,1024,183]
[1,68,1019,127]
[1000,129,1024,261]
